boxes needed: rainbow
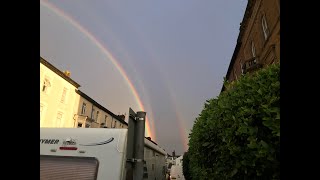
[124,31,189,151]
[40,0,154,139]
[168,90,189,151]
[118,25,190,151]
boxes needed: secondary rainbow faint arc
[168,89,189,151]
[41,0,154,139]
[122,20,190,151]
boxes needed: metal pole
[133,111,146,180]
[126,108,136,180]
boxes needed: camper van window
[40,155,99,180]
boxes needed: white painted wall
[40,63,80,128]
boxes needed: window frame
[251,40,256,58]
[42,78,51,93]
[262,14,269,40]
[60,87,68,103]
[81,102,86,115]
[91,107,95,120]
[96,111,99,122]
[104,115,108,125]
[40,155,99,180]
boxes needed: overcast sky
[40,0,247,155]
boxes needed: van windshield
[40,155,99,180]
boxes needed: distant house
[40,57,80,128]
[221,0,280,92]
[144,137,167,180]
[175,155,183,166]
[74,89,128,129]
[165,150,181,170]
[40,56,128,129]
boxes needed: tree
[182,151,191,180]
[188,64,280,179]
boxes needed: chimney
[118,114,125,120]
[64,70,71,77]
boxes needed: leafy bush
[188,64,280,179]
[182,151,192,180]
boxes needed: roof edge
[75,89,127,125]
[40,57,80,88]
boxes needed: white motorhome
[40,128,166,180]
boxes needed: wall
[75,93,128,129]
[40,63,79,128]
[227,0,280,82]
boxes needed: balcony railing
[74,114,101,128]
[242,57,263,74]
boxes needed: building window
[56,112,63,127]
[251,41,256,58]
[153,151,155,157]
[42,78,51,93]
[96,111,99,122]
[104,115,108,124]
[113,121,117,128]
[85,124,90,128]
[262,14,269,40]
[143,160,148,178]
[40,156,99,180]
[91,107,95,120]
[77,123,82,128]
[240,63,244,74]
[152,164,155,171]
[60,87,67,103]
[81,103,86,114]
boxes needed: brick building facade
[222,0,280,92]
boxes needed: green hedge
[188,64,280,179]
